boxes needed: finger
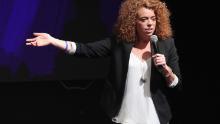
[33,33,47,37]
[153,57,162,62]
[156,62,166,66]
[156,60,164,64]
[154,57,165,64]
[156,57,166,62]
[153,54,164,57]
[152,54,157,58]
[152,54,161,58]
[26,42,36,46]
[153,57,165,63]
[26,42,32,45]
[26,38,36,42]
[155,60,164,64]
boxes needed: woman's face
[136,7,156,39]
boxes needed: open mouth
[145,28,153,31]
[145,29,153,33]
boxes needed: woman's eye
[151,17,156,21]
[140,18,147,21]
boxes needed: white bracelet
[64,41,68,51]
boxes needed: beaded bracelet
[65,41,68,51]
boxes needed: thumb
[33,33,48,37]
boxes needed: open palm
[26,33,54,47]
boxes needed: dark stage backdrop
[0,0,122,81]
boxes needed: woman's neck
[132,39,152,60]
[134,39,150,49]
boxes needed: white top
[112,52,160,124]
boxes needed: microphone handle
[152,42,159,53]
[152,43,163,72]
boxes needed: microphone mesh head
[150,35,158,43]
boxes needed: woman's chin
[145,32,153,37]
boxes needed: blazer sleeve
[166,38,182,90]
[74,37,113,58]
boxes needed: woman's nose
[147,23,152,27]
[147,20,153,26]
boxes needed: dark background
[0,0,217,123]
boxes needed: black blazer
[74,36,182,124]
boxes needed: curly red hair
[114,0,173,42]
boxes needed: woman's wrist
[162,65,175,83]
[50,38,65,49]
[164,70,173,77]
[49,37,57,46]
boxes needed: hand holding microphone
[151,35,165,68]
[151,35,174,80]
[152,54,166,68]
[151,35,169,73]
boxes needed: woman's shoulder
[160,37,174,42]
[158,37,177,53]
[159,37,175,46]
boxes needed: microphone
[150,35,159,53]
[150,35,163,72]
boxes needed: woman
[26,0,182,124]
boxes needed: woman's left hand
[152,54,166,67]
[152,54,174,82]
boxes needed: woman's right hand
[26,33,56,47]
